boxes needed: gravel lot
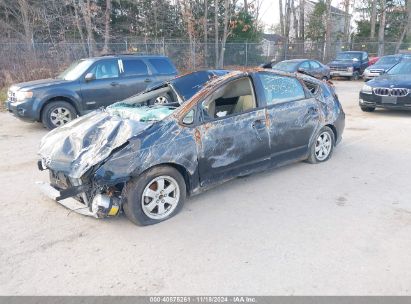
[0,80,410,295]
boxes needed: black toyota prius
[37,69,345,226]
[359,59,411,111]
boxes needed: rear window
[122,59,148,76]
[148,58,176,75]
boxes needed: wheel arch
[135,162,193,196]
[325,124,337,145]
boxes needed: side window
[300,61,310,69]
[310,61,321,69]
[201,77,256,121]
[258,73,306,105]
[362,53,368,61]
[122,59,148,76]
[89,60,119,79]
[148,59,176,75]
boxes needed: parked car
[328,51,369,80]
[363,54,410,81]
[269,59,330,80]
[359,59,411,112]
[368,56,379,66]
[6,54,178,129]
[37,69,345,226]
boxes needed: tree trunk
[343,0,350,42]
[299,0,304,42]
[219,0,230,68]
[73,1,88,56]
[291,0,299,40]
[214,0,219,68]
[279,0,285,36]
[324,0,332,62]
[102,0,111,53]
[405,0,411,41]
[18,0,33,49]
[370,0,377,39]
[79,0,96,56]
[204,0,208,66]
[395,21,408,53]
[377,0,386,56]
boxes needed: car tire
[41,101,77,130]
[350,71,360,81]
[322,76,328,81]
[307,126,335,164]
[153,93,172,105]
[122,166,187,226]
[360,106,376,112]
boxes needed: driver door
[80,59,124,110]
[195,77,271,187]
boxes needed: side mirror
[85,73,95,82]
[297,67,305,73]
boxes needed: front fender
[93,121,198,186]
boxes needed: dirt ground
[0,80,410,295]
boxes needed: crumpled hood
[38,109,152,178]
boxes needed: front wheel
[350,71,360,81]
[360,106,375,112]
[41,101,77,130]
[122,166,187,226]
[307,126,335,164]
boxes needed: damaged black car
[37,69,345,226]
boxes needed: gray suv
[6,55,178,129]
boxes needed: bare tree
[324,0,332,61]
[102,0,111,53]
[343,0,351,42]
[203,0,209,66]
[218,0,232,67]
[214,0,219,67]
[377,0,386,56]
[79,0,96,56]
[299,0,304,41]
[370,0,377,39]
[279,0,285,36]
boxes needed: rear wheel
[122,166,187,226]
[41,101,77,130]
[307,126,335,164]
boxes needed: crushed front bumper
[36,181,97,217]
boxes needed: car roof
[278,59,310,63]
[85,54,170,61]
[339,51,366,54]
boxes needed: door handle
[308,107,318,115]
[110,82,119,86]
[144,78,152,83]
[252,119,266,129]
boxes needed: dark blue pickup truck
[328,51,369,80]
[6,55,178,129]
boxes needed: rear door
[118,58,152,100]
[146,58,178,82]
[80,59,123,109]
[255,72,320,164]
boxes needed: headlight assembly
[15,91,33,102]
[361,84,373,94]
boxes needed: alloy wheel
[50,107,72,127]
[141,176,180,220]
[315,131,332,161]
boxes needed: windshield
[387,61,411,75]
[376,56,400,65]
[336,53,361,61]
[272,61,299,72]
[58,59,94,80]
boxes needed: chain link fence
[1,40,410,88]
